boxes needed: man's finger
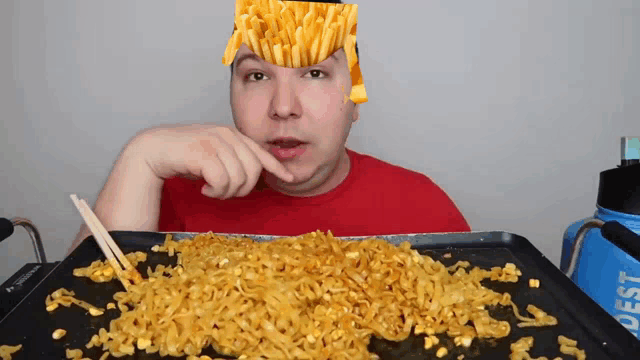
[238,133,295,183]
[200,155,230,198]
[215,139,247,199]
[222,134,264,196]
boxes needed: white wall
[2,0,639,283]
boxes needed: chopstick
[70,194,142,290]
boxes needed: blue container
[561,208,640,339]
[560,137,640,339]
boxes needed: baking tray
[1,231,638,359]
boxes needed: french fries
[223,0,367,103]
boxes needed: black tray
[1,231,638,359]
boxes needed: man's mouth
[267,137,308,148]
[267,137,309,160]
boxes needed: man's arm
[67,138,163,255]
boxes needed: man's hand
[138,124,294,199]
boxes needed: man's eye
[304,70,327,79]
[246,72,268,81]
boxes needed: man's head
[228,0,361,197]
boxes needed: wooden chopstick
[70,194,142,288]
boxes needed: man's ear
[352,103,360,123]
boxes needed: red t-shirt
[158,149,470,236]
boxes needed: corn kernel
[52,329,67,340]
[529,279,540,288]
[429,335,440,345]
[137,338,151,350]
[89,307,104,316]
[106,302,116,310]
[345,252,360,259]
[306,334,316,343]
[436,347,448,358]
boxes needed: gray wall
[2,0,639,283]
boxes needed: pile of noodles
[82,231,553,359]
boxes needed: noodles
[0,345,22,360]
[73,252,147,283]
[45,288,104,316]
[77,230,558,359]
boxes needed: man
[68,0,469,254]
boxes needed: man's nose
[269,79,302,120]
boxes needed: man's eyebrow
[234,53,263,68]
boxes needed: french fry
[248,4,259,19]
[248,29,263,58]
[286,21,297,47]
[335,15,345,49]
[275,15,286,33]
[272,43,284,67]
[281,6,296,29]
[301,42,309,67]
[345,34,358,70]
[308,2,317,22]
[328,23,339,56]
[275,0,285,14]
[341,4,351,17]
[258,19,268,33]
[236,14,251,44]
[346,5,358,36]
[318,27,335,64]
[230,31,244,64]
[351,84,367,104]
[349,35,358,69]
[251,16,264,38]
[264,13,278,35]
[344,32,354,69]
[268,0,277,14]
[351,62,363,88]
[303,12,314,33]
[260,38,273,64]
[309,35,321,64]
[292,44,301,68]
[235,0,244,18]
[295,26,305,47]
[279,29,290,46]
[322,6,337,41]
[294,2,305,25]
[283,44,292,68]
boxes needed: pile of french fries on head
[223,0,367,104]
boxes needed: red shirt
[158,149,470,236]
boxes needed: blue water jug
[560,137,640,339]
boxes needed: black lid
[597,163,640,215]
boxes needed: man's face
[230,43,360,192]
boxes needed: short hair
[229,0,360,73]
